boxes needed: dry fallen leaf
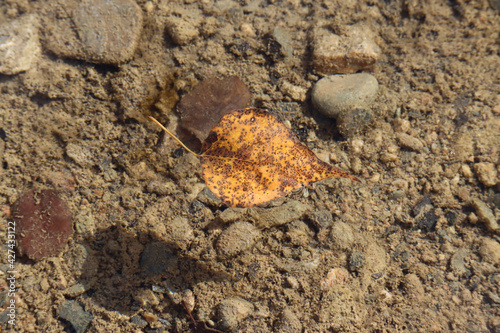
[149,108,359,208]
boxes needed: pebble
[470,197,499,232]
[164,217,194,250]
[12,189,73,261]
[312,24,381,74]
[63,244,98,279]
[165,16,199,46]
[275,308,302,333]
[395,132,424,152]
[307,209,333,230]
[330,222,355,251]
[450,248,471,277]
[216,222,261,260]
[178,76,251,142]
[349,252,365,272]
[248,200,309,229]
[473,162,498,187]
[218,297,254,331]
[337,108,374,138]
[479,238,500,265]
[44,0,143,65]
[218,207,246,224]
[0,14,41,75]
[140,242,178,277]
[320,267,349,289]
[57,300,93,333]
[311,73,379,119]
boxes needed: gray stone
[248,200,309,229]
[312,73,379,119]
[0,14,41,75]
[471,197,499,232]
[330,222,355,251]
[44,0,143,65]
[140,242,178,277]
[450,248,471,277]
[58,300,93,333]
[216,222,261,259]
[218,297,254,332]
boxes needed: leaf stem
[147,116,200,157]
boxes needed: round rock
[218,297,254,331]
[12,189,73,261]
[312,73,379,119]
[216,222,260,260]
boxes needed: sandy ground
[0,0,499,332]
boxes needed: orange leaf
[149,108,359,208]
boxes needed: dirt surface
[1,0,500,332]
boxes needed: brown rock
[216,222,260,259]
[12,189,73,261]
[474,162,498,187]
[178,76,251,142]
[312,24,381,74]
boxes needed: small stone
[178,76,251,142]
[44,0,143,65]
[320,267,350,289]
[395,132,424,152]
[393,119,411,133]
[57,300,93,333]
[165,217,194,250]
[312,73,379,119]
[165,16,199,45]
[403,274,425,301]
[479,238,500,265]
[12,189,73,261]
[473,162,498,187]
[307,209,333,230]
[0,14,41,75]
[274,308,302,333]
[461,164,473,178]
[349,252,365,272]
[312,24,381,74]
[218,297,254,331]
[248,200,309,229]
[216,222,260,259]
[131,315,148,328]
[471,197,499,232]
[337,108,374,138]
[219,207,246,224]
[450,248,471,277]
[140,242,178,277]
[63,243,98,279]
[330,222,355,251]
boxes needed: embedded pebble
[395,132,424,152]
[337,108,374,138]
[470,197,499,232]
[450,248,471,277]
[44,0,143,65]
[473,162,498,187]
[312,73,379,119]
[403,274,425,301]
[140,242,178,277]
[0,14,41,75]
[164,217,194,250]
[216,222,260,259]
[479,238,500,265]
[274,308,302,333]
[165,16,199,46]
[57,300,93,333]
[219,207,246,224]
[248,200,309,229]
[349,252,365,272]
[330,222,355,251]
[312,24,381,74]
[178,76,251,142]
[218,297,254,332]
[12,189,73,261]
[320,267,349,289]
[307,209,333,230]
[63,243,98,279]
